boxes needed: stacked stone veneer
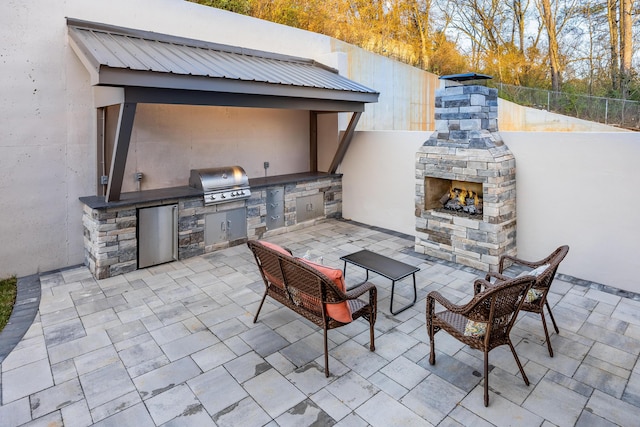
[81,175,342,279]
[415,83,516,272]
[82,203,142,280]
[247,175,342,238]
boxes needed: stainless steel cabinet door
[205,208,247,245]
[138,204,177,268]
[205,212,227,246]
[226,208,247,242]
[296,193,324,223]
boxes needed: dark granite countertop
[79,186,202,209]
[79,173,342,210]
[249,172,342,189]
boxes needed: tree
[619,0,633,98]
[607,0,620,91]
[190,0,637,100]
[508,0,530,53]
[537,0,562,91]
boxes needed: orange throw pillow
[259,240,290,255]
[298,258,353,323]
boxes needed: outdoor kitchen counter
[79,186,202,209]
[79,173,342,210]
[249,172,342,189]
[79,173,344,280]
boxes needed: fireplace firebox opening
[424,177,483,216]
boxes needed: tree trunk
[410,0,433,70]
[607,0,620,92]
[539,0,561,92]
[619,0,633,98]
[513,0,526,53]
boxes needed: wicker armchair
[427,275,535,406]
[485,245,569,357]
[247,240,377,377]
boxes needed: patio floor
[1,219,640,426]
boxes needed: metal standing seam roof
[67,18,379,105]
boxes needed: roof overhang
[67,18,379,112]
[67,18,378,202]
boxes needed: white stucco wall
[340,131,428,234]
[122,105,312,192]
[504,132,640,292]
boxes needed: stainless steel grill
[189,166,251,206]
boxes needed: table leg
[389,273,417,315]
[344,262,370,291]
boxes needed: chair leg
[483,350,489,407]
[545,300,560,333]
[540,311,554,357]
[323,327,330,377]
[253,290,269,323]
[429,329,436,365]
[508,340,530,386]
[369,315,375,352]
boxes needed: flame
[449,185,482,206]
[458,189,468,204]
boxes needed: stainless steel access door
[138,204,178,268]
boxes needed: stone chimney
[426,73,502,148]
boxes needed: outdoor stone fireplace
[415,74,516,272]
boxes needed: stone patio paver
[1,219,640,425]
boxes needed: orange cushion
[258,241,290,288]
[259,240,290,255]
[298,258,353,323]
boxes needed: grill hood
[189,166,251,205]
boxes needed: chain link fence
[492,82,640,131]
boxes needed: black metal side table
[340,249,419,315]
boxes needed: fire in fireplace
[442,185,482,215]
[423,178,483,216]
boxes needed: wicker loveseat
[247,240,377,377]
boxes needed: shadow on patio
[1,219,640,426]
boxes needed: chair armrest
[345,281,377,300]
[427,290,467,314]
[499,250,561,272]
[475,276,503,294]
[498,254,536,272]
[484,272,510,282]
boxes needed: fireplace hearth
[415,73,516,272]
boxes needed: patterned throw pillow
[464,320,487,337]
[525,288,544,303]
[516,263,550,303]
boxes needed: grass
[0,276,17,332]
